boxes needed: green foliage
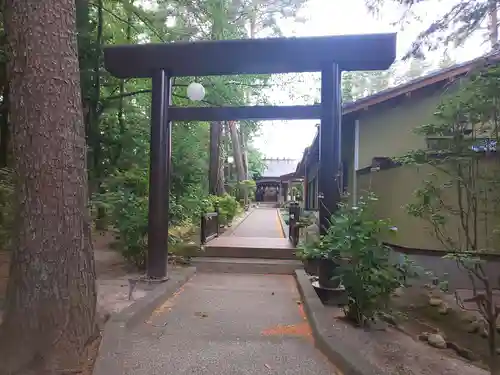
[365,0,497,59]
[247,146,266,179]
[400,63,500,371]
[93,168,200,268]
[93,169,149,268]
[238,179,256,201]
[299,194,412,324]
[331,196,410,324]
[400,64,500,254]
[207,194,241,226]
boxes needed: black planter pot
[303,258,320,276]
[318,258,341,289]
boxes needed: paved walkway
[121,273,338,374]
[229,208,284,238]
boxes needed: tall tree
[438,49,456,69]
[394,58,430,85]
[0,0,97,373]
[366,0,499,58]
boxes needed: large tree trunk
[488,0,499,50]
[228,121,248,205]
[0,0,97,374]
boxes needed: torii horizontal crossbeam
[104,33,397,78]
[169,105,321,121]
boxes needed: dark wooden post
[200,211,206,245]
[147,70,171,280]
[303,160,308,210]
[208,121,220,195]
[214,202,220,237]
[319,64,342,235]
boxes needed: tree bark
[228,121,248,205]
[0,85,9,168]
[0,0,97,374]
[488,0,499,50]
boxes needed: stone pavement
[229,207,284,238]
[119,273,339,374]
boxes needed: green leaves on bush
[300,194,415,325]
[206,194,241,226]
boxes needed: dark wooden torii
[103,34,397,280]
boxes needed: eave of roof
[293,52,500,177]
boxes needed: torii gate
[103,34,397,280]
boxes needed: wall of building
[356,87,445,170]
[347,81,500,252]
[357,161,500,252]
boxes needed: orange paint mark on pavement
[261,322,313,340]
[261,298,313,341]
[145,276,194,324]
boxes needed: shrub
[318,194,414,325]
[94,168,204,269]
[207,194,240,226]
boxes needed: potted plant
[296,240,323,276]
[325,193,411,325]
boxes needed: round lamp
[186,82,205,101]
[227,156,234,164]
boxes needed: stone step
[200,245,297,260]
[192,257,303,275]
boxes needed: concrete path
[230,208,284,238]
[121,273,339,375]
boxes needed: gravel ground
[324,306,487,375]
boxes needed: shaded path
[229,208,284,238]
[121,274,338,374]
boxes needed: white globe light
[187,82,205,101]
[227,156,234,164]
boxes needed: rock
[459,312,477,323]
[447,342,477,361]
[392,287,404,297]
[428,333,447,349]
[418,332,430,342]
[429,297,442,307]
[438,303,451,315]
[465,321,480,333]
[378,312,398,326]
[367,318,387,331]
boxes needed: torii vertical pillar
[318,64,342,235]
[208,121,221,195]
[147,70,171,280]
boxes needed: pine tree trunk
[489,0,499,50]
[0,0,97,374]
[228,121,248,205]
